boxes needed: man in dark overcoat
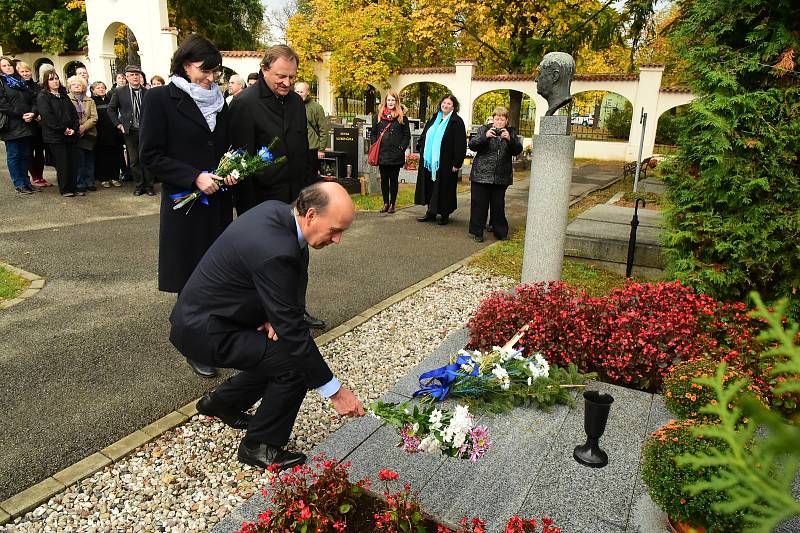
[169,182,365,470]
[229,44,325,330]
[108,65,154,196]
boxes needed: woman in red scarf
[369,91,410,213]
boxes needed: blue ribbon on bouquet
[170,190,209,206]
[413,355,479,400]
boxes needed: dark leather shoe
[473,234,484,242]
[387,204,396,214]
[417,214,436,222]
[187,358,218,378]
[133,189,144,196]
[196,393,252,430]
[238,441,307,470]
[437,215,449,225]
[303,312,325,329]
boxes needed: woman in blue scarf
[0,56,39,194]
[413,94,467,225]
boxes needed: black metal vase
[573,390,614,468]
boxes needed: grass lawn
[469,172,637,296]
[352,180,470,211]
[0,265,28,300]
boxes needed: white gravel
[2,267,513,533]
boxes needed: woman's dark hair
[170,34,222,80]
[40,70,61,92]
[438,93,460,113]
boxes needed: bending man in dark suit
[169,182,364,470]
[229,43,326,330]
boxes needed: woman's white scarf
[169,75,224,131]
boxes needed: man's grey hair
[540,52,575,81]
[229,74,244,87]
[261,44,300,70]
[293,182,330,216]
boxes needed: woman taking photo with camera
[467,106,522,242]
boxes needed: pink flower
[468,425,491,462]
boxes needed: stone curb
[0,251,485,526]
[0,261,44,310]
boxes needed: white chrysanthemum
[429,408,443,430]
[418,435,442,454]
[412,422,419,433]
[229,169,240,180]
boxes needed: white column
[627,65,663,160]
[454,59,475,127]
[314,52,334,116]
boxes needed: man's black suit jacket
[107,85,148,135]
[169,200,333,389]
[228,76,311,213]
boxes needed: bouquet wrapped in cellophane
[171,138,285,211]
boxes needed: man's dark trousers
[124,130,153,191]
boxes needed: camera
[492,128,504,136]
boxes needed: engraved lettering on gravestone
[536,52,575,116]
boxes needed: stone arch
[471,88,537,136]
[568,90,634,142]
[334,84,381,120]
[32,58,54,82]
[654,104,689,153]
[63,60,86,80]
[398,82,453,124]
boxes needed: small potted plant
[641,420,743,533]
[405,153,420,170]
[662,359,767,421]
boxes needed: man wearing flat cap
[108,65,155,196]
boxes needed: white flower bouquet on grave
[368,400,491,462]
[413,326,595,413]
[170,138,286,211]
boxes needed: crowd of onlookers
[0,58,259,198]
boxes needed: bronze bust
[536,52,575,116]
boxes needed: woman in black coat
[414,94,467,225]
[15,61,50,188]
[91,81,123,187]
[37,70,80,197]
[468,106,522,242]
[0,56,38,194]
[140,34,235,296]
[370,90,410,213]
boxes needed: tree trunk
[508,90,522,129]
[126,29,139,66]
[419,83,429,122]
[365,86,376,115]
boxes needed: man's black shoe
[133,189,144,196]
[187,358,218,378]
[417,214,436,222]
[437,215,450,225]
[238,441,307,470]
[196,393,251,430]
[303,312,325,329]
[146,189,156,196]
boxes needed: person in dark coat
[108,65,153,195]
[468,106,523,242]
[370,90,410,214]
[169,182,364,471]
[229,44,311,213]
[14,61,50,188]
[229,44,324,331]
[0,56,38,194]
[414,94,467,225]
[91,81,123,187]
[140,34,235,378]
[37,70,80,197]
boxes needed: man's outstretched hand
[330,386,365,417]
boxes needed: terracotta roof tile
[639,63,665,68]
[573,73,639,81]
[473,74,534,81]
[660,86,694,93]
[398,67,457,74]
[221,50,264,58]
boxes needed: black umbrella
[626,198,646,278]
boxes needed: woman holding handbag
[369,91,410,213]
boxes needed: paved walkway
[0,147,621,501]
